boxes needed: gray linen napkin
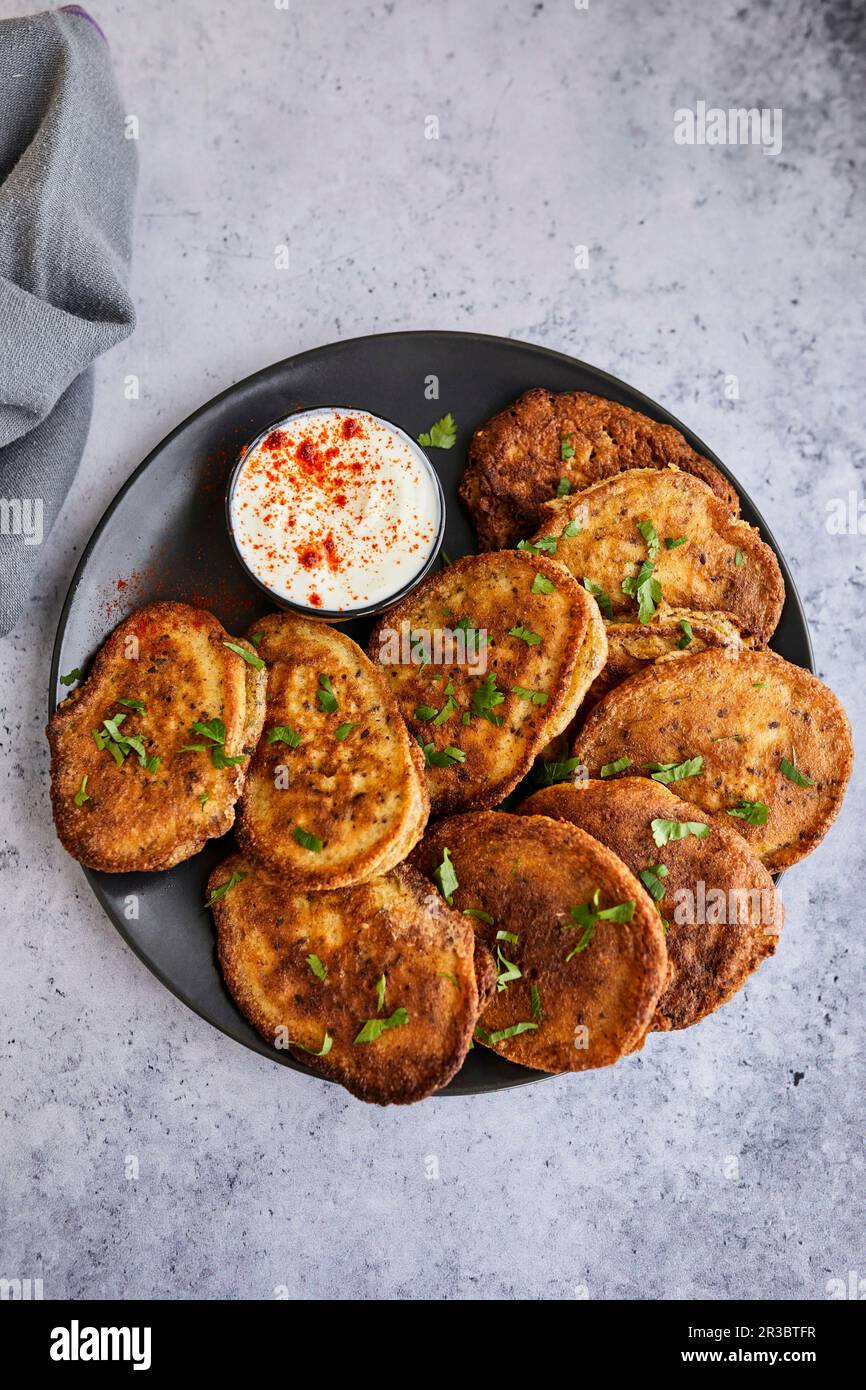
[0,6,137,635]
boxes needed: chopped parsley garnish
[266,725,303,748]
[752,681,767,689]
[438,972,460,989]
[564,890,635,960]
[223,640,265,670]
[537,755,581,785]
[95,710,160,774]
[416,737,466,768]
[637,519,660,559]
[530,983,543,1023]
[417,680,458,727]
[517,536,557,556]
[508,625,541,646]
[677,618,693,649]
[665,536,687,550]
[643,755,704,784]
[307,954,327,982]
[418,413,457,449]
[290,1032,332,1056]
[474,1021,538,1046]
[711,733,742,743]
[73,775,90,807]
[471,672,505,724]
[601,755,632,778]
[638,863,669,902]
[414,704,438,721]
[495,944,521,991]
[583,577,614,619]
[316,673,338,713]
[495,930,519,944]
[249,632,263,647]
[375,973,386,1013]
[560,518,582,540]
[735,549,744,567]
[560,434,575,461]
[511,684,548,705]
[118,697,146,713]
[651,818,710,847]
[726,801,769,826]
[779,756,814,788]
[205,869,246,907]
[182,717,245,769]
[293,826,324,852]
[532,572,556,594]
[463,907,494,925]
[354,1007,409,1043]
[432,846,458,903]
[622,560,662,624]
[334,721,360,741]
[556,476,572,495]
[59,668,81,686]
[198,791,210,809]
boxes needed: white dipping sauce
[230,408,441,612]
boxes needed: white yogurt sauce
[230,408,441,612]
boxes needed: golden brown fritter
[572,649,853,872]
[236,613,428,888]
[461,387,739,550]
[519,779,782,1031]
[411,812,667,1072]
[367,551,607,815]
[48,602,266,872]
[587,608,754,711]
[210,855,479,1105]
[529,469,784,644]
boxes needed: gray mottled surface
[1,0,863,1301]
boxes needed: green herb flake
[223,640,265,670]
[205,870,247,907]
[726,801,769,826]
[375,973,386,1013]
[474,1021,538,1046]
[59,668,81,686]
[651,818,711,847]
[560,435,575,461]
[118,697,146,714]
[556,476,572,495]
[642,755,705,785]
[471,672,505,724]
[583,577,614,619]
[779,756,815,788]
[249,632,263,647]
[495,929,519,944]
[508,625,542,647]
[266,725,303,748]
[601,755,632,778]
[463,907,495,925]
[665,536,687,550]
[532,572,556,594]
[293,826,324,852]
[622,559,662,624]
[432,846,458,903]
[560,519,582,540]
[564,889,635,960]
[638,863,669,902]
[73,775,90,807]
[735,549,744,567]
[316,673,338,713]
[637,519,660,559]
[537,755,581,786]
[517,535,558,556]
[307,954,328,982]
[511,684,548,705]
[495,944,521,991]
[334,721,360,741]
[290,1032,333,1057]
[198,791,210,810]
[678,618,694,649]
[530,983,543,1024]
[418,413,457,449]
[354,1007,409,1044]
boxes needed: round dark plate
[49,332,813,1097]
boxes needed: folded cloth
[0,6,137,635]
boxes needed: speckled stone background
[1,0,863,1301]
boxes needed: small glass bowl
[226,406,446,622]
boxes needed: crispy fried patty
[519,779,782,1031]
[211,855,479,1104]
[48,602,265,872]
[461,387,739,550]
[572,649,853,872]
